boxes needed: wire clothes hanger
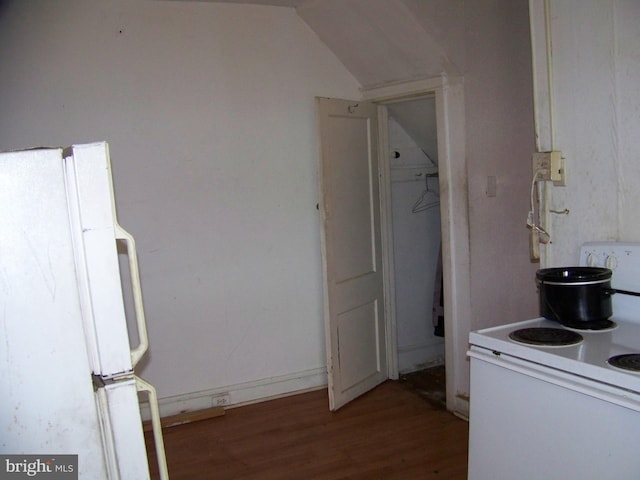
[412,173,440,213]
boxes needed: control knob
[605,255,618,270]
[586,253,598,267]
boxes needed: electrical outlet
[549,151,566,186]
[211,393,230,407]
[532,151,566,186]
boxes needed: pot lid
[536,266,612,283]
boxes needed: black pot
[536,267,613,325]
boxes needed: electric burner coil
[608,354,640,372]
[508,327,583,347]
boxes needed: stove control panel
[586,251,621,269]
[581,242,640,322]
[581,242,640,273]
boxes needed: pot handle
[603,287,640,297]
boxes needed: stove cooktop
[469,317,640,394]
[470,242,640,392]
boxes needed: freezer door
[0,148,111,476]
[65,142,147,377]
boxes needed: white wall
[464,0,539,333]
[0,0,360,409]
[0,0,542,414]
[531,0,640,266]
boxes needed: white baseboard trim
[140,367,328,421]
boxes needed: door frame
[362,76,471,416]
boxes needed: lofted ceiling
[190,0,459,158]
[196,0,463,88]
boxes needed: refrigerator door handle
[115,224,149,367]
[137,376,170,480]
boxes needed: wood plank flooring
[145,380,469,479]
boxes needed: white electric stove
[467,242,640,480]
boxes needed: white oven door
[468,347,640,480]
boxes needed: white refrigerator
[0,142,169,479]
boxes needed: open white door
[317,97,387,411]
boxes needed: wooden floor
[146,380,469,479]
